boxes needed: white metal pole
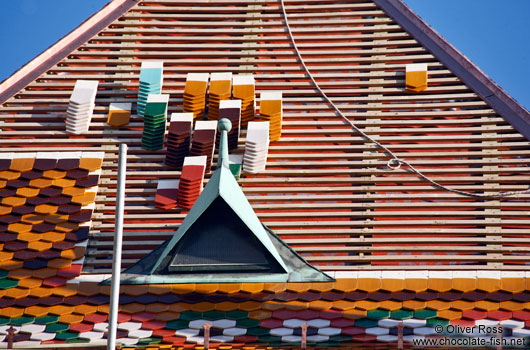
[108,143,127,350]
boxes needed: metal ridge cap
[373,0,530,141]
[0,0,140,104]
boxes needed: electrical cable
[279,0,530,198]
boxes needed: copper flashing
[0,0,139,104]
[373,0,530,140]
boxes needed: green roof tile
[257,335,282,343]
[45,322,69,333]
[203,310,226,320]
[10,316,35,326]
[246,327,269,336]
[415,309,438,320]
[137,336,163,345]
[0,317,10,326]
[390,309,414,320]
[0,278,18,289]
[0,270,8,279]
[35,315,59,325]
[236,318,260,329]
[178,311,202,321]
[66,338,88,344]
[329,335,353,343]
[426,318,450,327]
[226,310,248,320]
[354,319,379,328]
[166,320,189,330]
[55,331,79,340]
[367,309,391,320]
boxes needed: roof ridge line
[373,0,530,141]
[0,0,140,104]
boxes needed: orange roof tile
[10,158,34,172]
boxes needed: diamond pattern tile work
[183,73,209,120]
[208,72,232,121]
[137,61,163,118]
[165,113,193,169]
[232,74,255,128]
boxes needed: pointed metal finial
[217,118,232,167]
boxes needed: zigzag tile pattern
[0,278,528,348]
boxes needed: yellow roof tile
[428,278,452,292]
[59,313,84,324]
[10,158,34,172]
[194,283,219,294]
[97,304,109,314]
[354,300,379,311]
[0,171,20,181]
[40,231,65,243]
[0,205,12,215]
[71,192,96,206]
[16,187,39,198]
[21,214,45,225]
[171,283,196,294]
[44,214,69,224]
[426,300,451,311]
[331,300,356,311]
[0,307,24,318]
[308,300,332,310]
[449,300,474,311]
[52,178,76,188]
[216,283,241,294]
[343,308,367,320]
[379,300,402,311]
[402,300,426,311]
[29,287,53,298]
[261,301,284,311]
[73,304,97,315]
[248,310,272,320]
[501,277,525,293]
[17,277,42,289]
[4,288,30,299]
[333,278,357,293]
[24,305,49,317]
[17,232,42,243]
[263,283,286,293]
[0,259,23,270]
[2,196,26,207]
[107,110,131,127]
[404,278,428,292]
[43,170,66,180]
[285,283,311,293]
[35,204,58,215]
[452,278,476,293]
[148,285,171,295]
[475,300,499,312]
[381,279,404,293]
[27,241,53,252]
[79,157,103,171]
[438,309,462,321]
[500,301,524,312]
[309,282,334,292]
[357,278,381,293]
[240,283,264,294]
[53,286,78,297]
[0,180,6,188]
[29,178,53,189]
[7,222,32,234]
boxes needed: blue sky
[0,0,528,110]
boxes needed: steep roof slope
[1,0,529,273]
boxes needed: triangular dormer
[113,119,333,284]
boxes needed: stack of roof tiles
[189,121,217,173]
[165,113,193,168]
[232,75,255,128]
[177,156,207,210]
[154,180,179,210]
[107,102,132,127]
[243,122,269,174]
[141,94,169,151]
[218,100,241,151]
[208,73,232,121]
[405,63,428,92]
[137,62,163,118]
[183,73,209,120]
[259,92,282,142]
[65,80,98,135]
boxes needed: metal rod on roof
[108,143,127,350]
